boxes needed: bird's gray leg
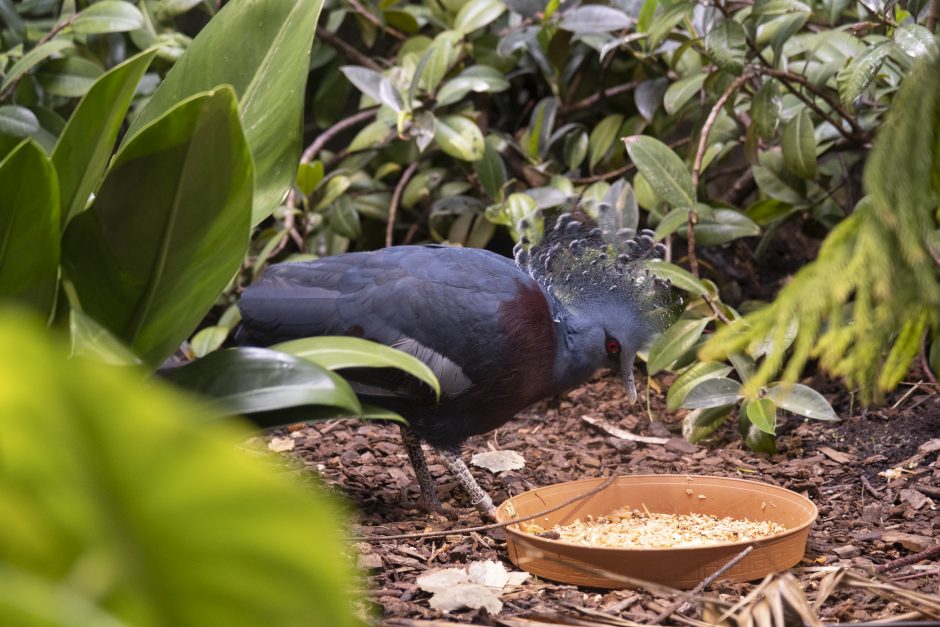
[437,448,497,520]
[399,427,453,517]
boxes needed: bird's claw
[472,493,498,522]
[416,496,459,521]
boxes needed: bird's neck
[549,299,603,393]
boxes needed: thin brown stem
[564,80,640,114]
[651,546,754,624]
[919,329,939,388]
[316,26,384,71]
[1,12,79,101]
[301,107,379,163]
[350,475,618,542]
[757,67,866,141]
[928,0,939,33]
[345,0,407,41]
[691,73,751,190]
[386,161,420,247]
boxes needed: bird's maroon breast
[497,281,557,403]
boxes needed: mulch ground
[261,370,940,625]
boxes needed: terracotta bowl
[495,474,817,589]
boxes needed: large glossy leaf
[69,310,142,366]
[434,114,485,161]
[663,74,706,115]
[647,261,709,296]
[694,208,761,245]
[647,317,710,374]
[559,5,632,32]
[745,397,777,434]
[124,0,325,226]
[623,135,695,208]
[435,66,510,107]
[272,336,441,397]
[62,88,252,367]
[53,49,157,227]
[588,114,623,170]
[750,80,781,141]
[0,105,39,138]
[71,0,145,34]
[453,0,506,35]
[0,39,73,93]
[781,109,816,179]
[765,383,838,420]
[739,412,777,453]
[35,57,103,98]
[667,361,733,410]
[161,346,362,416]
[0,313,358,626]
[705,19,746,74]
[0,140,59,316]
[682,405,733,443]
[836,42,890,109]
[682,377,743,408]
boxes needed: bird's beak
[620,351,637,404]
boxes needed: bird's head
[513,206,679,402]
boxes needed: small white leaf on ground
[468,559,510,587]
[268,436,295,452]
[471,450,525,472]
[428,584,502,614]
[417,561,529,614]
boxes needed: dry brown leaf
[268,436,295,452]
[471,450,526,473]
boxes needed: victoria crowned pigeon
[236,211,674,518]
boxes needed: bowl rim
[498,473,819,552]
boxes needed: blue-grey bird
[236,211,674,518]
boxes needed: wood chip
[818,446,854,464]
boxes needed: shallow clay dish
[495,474,817,589]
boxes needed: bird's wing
[238,246,537,400]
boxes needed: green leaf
[341,65,403,112]
[564,129,589,171]
[62,88,253,368]
[752,151,806,204]
[588,114,623,170]
[35,57,103,98]
[0,105,39,137]
[0,39,73,93]
[124,0,325,226]
[894,24,937,59]
[473,136,507,198]
[745,397,777,434]
[348,119,395,152]
[781,109,816,179]
[624,135,695,208]
[0,316,358,626]
[647,317,710,374]
[421,31,462,94]
[705,19,746,74]
[751,80,781,141]
[454,0,506,35]
[0,140,59,315]
[559,5,632,32]
[682,405,732,443]
[53,49,157,227]
[190,325,230,359]
[739,411,777,453]
[637,0,658,32]
[434,114,485,161]
[313,175,351,211]
[764,383,838,420]
[682,377,743,409]
[435,66,510,107]
[647,2,693,49]
[647,261,709,296]
[69,309,142,366]
[836,42,890,109]
[72,0,145,33]
[654,206,691,239]
[667,361,733,410]
[272,335,441,397]
[694,209,761,245]
[745,198,795,225]
[663,74,706,115]
[162,346,362,416]
[327,196,362,239]
[295,161,324,196]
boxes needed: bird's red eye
[606,339,621,355]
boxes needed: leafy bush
[0,310,359,626]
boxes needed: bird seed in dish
[519,507,786,548]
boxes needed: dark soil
[262,369,940,625]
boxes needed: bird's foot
[472,493,498,522]
[416,495,459,521]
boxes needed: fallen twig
[350,474,618,542]
[581,415,669,445]
[650,545,754,625]
[386,160,420,247]
[875,543,940,574]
